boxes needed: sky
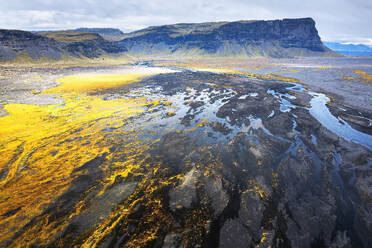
[0,0,371,45]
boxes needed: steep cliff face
[0,30,127,62]
[0,18,336,62]
[119,18,335,57]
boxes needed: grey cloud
[0,0,371,44]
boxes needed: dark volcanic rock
[219,218,252,247]
[2,69,371,248]
[162,233,182,248]
[169,168,199,211]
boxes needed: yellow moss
[343,76,355,81]
[166,111,176,117]
[297,146,302,153]
[243,180,269,200]
[162,101,172,106]
[184,127,197,133]
[343,70,372,84]
[29,89,41,94]
[326,95,333,104]
[353,70,372,83]
[317,65,329,71]
[260,232,268,243]
[196,118,208,127]
[257,232,271,248]
[81,208,131,248]
[44,74,144,94]
[0,96,150,243]
[0,72,165,246]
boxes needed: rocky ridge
[0,18,337,62]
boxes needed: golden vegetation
[343,70,372,83]
[343,76,355,81]
[38,31,100,44]
[44,74,145,94]
[353,70,372,83]
[243,179,269,200]
[0,72,170,246]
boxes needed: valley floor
[0,57,371,247]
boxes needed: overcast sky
[0,0,371,45]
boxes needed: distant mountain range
[324,42,372,56]
[0,18,337,62]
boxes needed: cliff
[0,18,337,62]
[118,18,335,57]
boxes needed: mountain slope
[0,30,127,62]
[324,42,372,56]
[118,18,336,57]
[38,31,126,58]
[0,18,337,62]
[73,28,125,41]
[0,29,66,61]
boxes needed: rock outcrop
[119,18,336,57]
